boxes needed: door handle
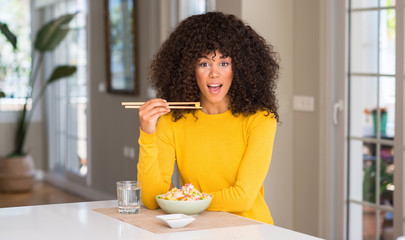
[333,100,343,125]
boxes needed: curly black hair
[149,11,280,122]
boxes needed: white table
[0,200,324,240]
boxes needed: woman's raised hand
[139,98,170,134]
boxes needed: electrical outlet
[123,146,129,157]
[123,146,136,159]
[129,147,135,159]
[98,82,106,92]
[293,95,315,112]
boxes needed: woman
[137,11,279,224]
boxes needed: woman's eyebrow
[199,55,228,60]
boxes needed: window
[41,0,88,181]
[179,0,211,20]
[0,0,31,111]
[347,0,404,239]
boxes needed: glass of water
[116,181,141,214]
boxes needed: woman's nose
[209,67,219,78]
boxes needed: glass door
[44,0,88,182]
[347,0,404,239]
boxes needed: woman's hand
[139,98,170,134]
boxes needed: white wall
[291,0,320,236]
[242,0,295,230]
[218,0,321,236]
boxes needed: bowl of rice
[156,183,212,215]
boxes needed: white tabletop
[0,200,323,240]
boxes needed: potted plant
[362,150,394,239]
[0,13,78,192]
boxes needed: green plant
[363,159,394,204]
[1,13,78,157]
[0,21,17,98]
[0,21,17,49]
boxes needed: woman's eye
[199,62,209,67]
[220,62,229,66]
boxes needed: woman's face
[195,50,233,109]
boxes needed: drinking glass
[116,181,141,214]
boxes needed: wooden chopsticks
[122,102,202,109]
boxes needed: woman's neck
[200,101,229,115]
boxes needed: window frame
[344,1,405,239]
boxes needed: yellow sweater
[137,109,277,224]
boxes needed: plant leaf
[0,22,17,49]
[0,91,5,98]
[34,12,77,52]
[46,65,77,84]
[45,29,70,50]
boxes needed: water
[117,186,141,214]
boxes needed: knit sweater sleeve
[137,115,176,209]
[207,113,277,212]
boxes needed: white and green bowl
[156,193,213,215]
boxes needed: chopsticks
[122,102,202,109]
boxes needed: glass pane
[0,0,31,101]
[349,140,363,202]
[350,0,396,8]
[380,144,394,207]
[380,9,396,75]
[56,130,66,170]
[179,0,207,20]
[363,142,377,203]
[350,76,378,138]
[351,11,379,74]
[77,138,87,176]
[351,0,378,8]
[381,211,394,240]
[380,77,396,138]
[67,136,80,174]
[58,79,67,98]
[56,0,87,178]
[348,203,385,240]
[348,203,362,239]
[363,206,381,240]
[69,77,79,97]
[67,136,87,176]
[77,102,87,139]
[56,95,67,170]
[57,97,67,135]
[108,0,135,92]
[68,102,78,137]
[349,140,376,202]
[380,0,396,7]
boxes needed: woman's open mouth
[207,84,222,94]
